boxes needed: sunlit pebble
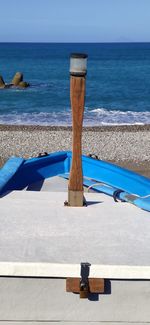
[0,127,149,165]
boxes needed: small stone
[11,72,23,86]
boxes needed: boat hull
[0,151,150,211]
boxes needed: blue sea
[0,42,150,126]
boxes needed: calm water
[0,42,150,125]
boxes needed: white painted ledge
[0,262,150,279]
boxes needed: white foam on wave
[87,107,150,125]
[0,107,150,126]
[0,111,72,126]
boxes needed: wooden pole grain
[68,76,86,206]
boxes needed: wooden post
[68,53,87,207]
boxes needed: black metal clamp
[37,152,48,158]
[88,154,99,160]
[66,262,105,298]
[113,189,125,202]
[80,262,91,298]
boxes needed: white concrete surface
[0,190,150,278]
[0,323,148,325]
[0,190,150,322]
[0,277,150,322]
[24,176,68,192]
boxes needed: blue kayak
[0,151,150,212]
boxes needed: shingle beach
[0,124,150,177]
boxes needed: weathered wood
[66,278,105,293]
[68,189,84,207]
[68,76,85,206]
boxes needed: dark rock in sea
[0,73,30,89]
[19,81,30,88]
[0,76,5,88]
[5,83,13,88]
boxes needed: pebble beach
[0,124,150,178]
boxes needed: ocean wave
[0,108,150,126]
[87,107,150,125]
[0,111,71,126]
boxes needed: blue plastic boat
[0,151,150,212]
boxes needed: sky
[0,0,150,42]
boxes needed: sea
[0,42,150,126]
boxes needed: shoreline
[0,124,150,178]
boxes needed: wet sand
[0,124,150,178]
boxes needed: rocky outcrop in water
[0,73,30,89]
[0,76,5,88]
[11,72,23,86]
[18,81,30,88]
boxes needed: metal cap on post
[70,53,88,77]
[67,53,88,207]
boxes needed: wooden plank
[66,278,105,293]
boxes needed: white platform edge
[0,262,150,279]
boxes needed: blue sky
[0,0,150,42]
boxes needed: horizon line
[0,41,150,44]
